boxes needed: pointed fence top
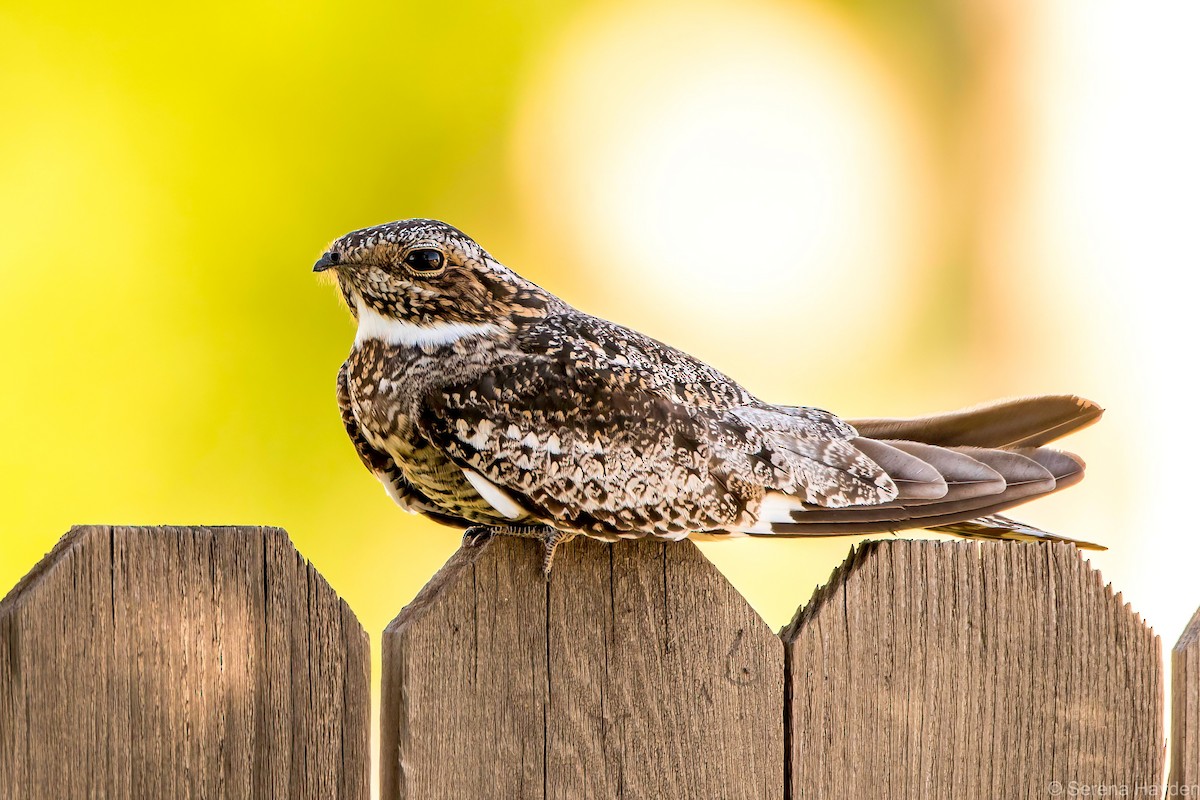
[0,525,370,800]
[383,534,785,800]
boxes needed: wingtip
[1071,394,1105,420]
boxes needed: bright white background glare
[1006,0,1200,649]
[512,0,936,399]
[513,0,1200,655]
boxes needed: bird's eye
[404,249,445,273]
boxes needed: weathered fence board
[382,535,784,800]
[783,539,1163,799]
[0,525,370,800]
[0,526,1179,798]
[1172,607,1200,787]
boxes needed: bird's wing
[416,351,741,537]
[736,395,1102,545]
[845,395,1103,448]
[337,361,465,528]
[739,440,1088,534]
[415,318,896,537]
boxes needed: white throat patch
[354,298,500,348]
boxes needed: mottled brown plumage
[317,219,1103,573]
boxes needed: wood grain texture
[0,525,370,800]
[782,539,1163,799]
[1172,607,1200,787]
[382,535,783,800]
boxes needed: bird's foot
[538,528,578,580]
[461,526,497,548]
[458,525,576,580]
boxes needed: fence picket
[782,539,1163,799]
[0,525,369,800]
[1171,608,1200,787]
[381,535,784,800]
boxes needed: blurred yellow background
[3,0,1198,775]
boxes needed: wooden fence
[0,524,1189,798]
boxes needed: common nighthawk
[317,219,1103,575]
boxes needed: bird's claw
[461,526,496,548]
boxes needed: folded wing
[740,395,1103,548]
[846,394,1102,448]
[416,352,898,539]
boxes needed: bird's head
[314,219,554,332]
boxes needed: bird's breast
[345,342,429,451]
[345,338,522,525]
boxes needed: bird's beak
[313,252,338,273]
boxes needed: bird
[316,218,1104,576]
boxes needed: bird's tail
[741,395,1105,549]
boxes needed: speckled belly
[377,428,519,526]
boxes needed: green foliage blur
[0,0,603,631]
